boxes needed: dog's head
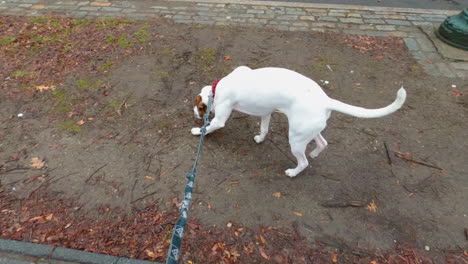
[193,85,212,119]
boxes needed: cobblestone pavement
[1,0,467,79]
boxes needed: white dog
[192,66,406,177]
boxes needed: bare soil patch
[1,15,467,263]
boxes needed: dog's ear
[195,95,207,116]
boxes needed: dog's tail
[327,87,406,118]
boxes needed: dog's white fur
[192,66,406,177]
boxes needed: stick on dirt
[384,142,392,166]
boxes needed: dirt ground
[1,16,467,262]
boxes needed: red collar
[211,79,220,98]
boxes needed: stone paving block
[102,7,121,12]
[317,16,337,22]
[343,29,366,35]
[450,62,468,71]
[358,24,375,30]
[382,14,405,19]
[305,8,327,13]
[339,18,363,23]
[404,38,420,51]
[300,15,315,21]
[387,31,408,37]
[347,13,361,18]
[376,25,396,31]
[328,12,345,17]
[362,14,381,19]
[311,22,336,28]
[385,19,411,25]
[256,13,274,19]
[276,15,298,20]
[435,63,456,78]
[422,63,440,76]
[411,50,426,60]
[364,19,386,24]
[79,6,100,11]
[405,15,424,21]
[247,9,264,14]
[416,37,436,52]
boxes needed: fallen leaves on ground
[30,157,45,169]
[451,88,462,97]
[367,200,378,212]
[35,85,55,92]
[342,35,406,61]
[272,192,281,198]
[1,189,465,264]
[394,151,413,160]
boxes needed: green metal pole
[436,8,468,51]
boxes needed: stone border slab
[0,239,161,264]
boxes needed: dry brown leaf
[259,235,266,244]
[367,200,378,212]
[144,249,156,258]
[76,120,85,125]
[28,216,44,222]
[35,85,55,92]
[224,56,232,61]
[370,261,379,264]
[272,192,281,198]
[145,176,155,180]
[331,252,338,263]
[30,157,45,169]
[451,88,462,97]
[293,212,303,216]
[394,151,413,160]
[258,247,269,260]
[45,214,53,221]
[229,180,240,185]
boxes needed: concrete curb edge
[0,239,162,264]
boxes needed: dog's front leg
[191,104,233,136]
[254,114,271,143]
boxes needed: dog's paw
[310,150,320,159]
[191,127,201,136]
[254,135,264,144]
[285,169,298,177]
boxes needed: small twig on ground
[131,190,159,204]
[320,200,368,208]
[393,151,443,171]
[267,138,296,164]
[1,167,30,174]
[159,163,181,179]
[383,142,393,166]
[320,174,341,182]
[85,164,107,183]
[116,95,131,116]
[49,172,79,185]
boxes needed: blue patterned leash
[165,92,214,264]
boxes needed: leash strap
[165,91,214,264]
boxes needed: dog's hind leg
[285,135,314,177]
[254,114,271,144]
[310,133,327,158]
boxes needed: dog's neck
[211,79,221,98]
